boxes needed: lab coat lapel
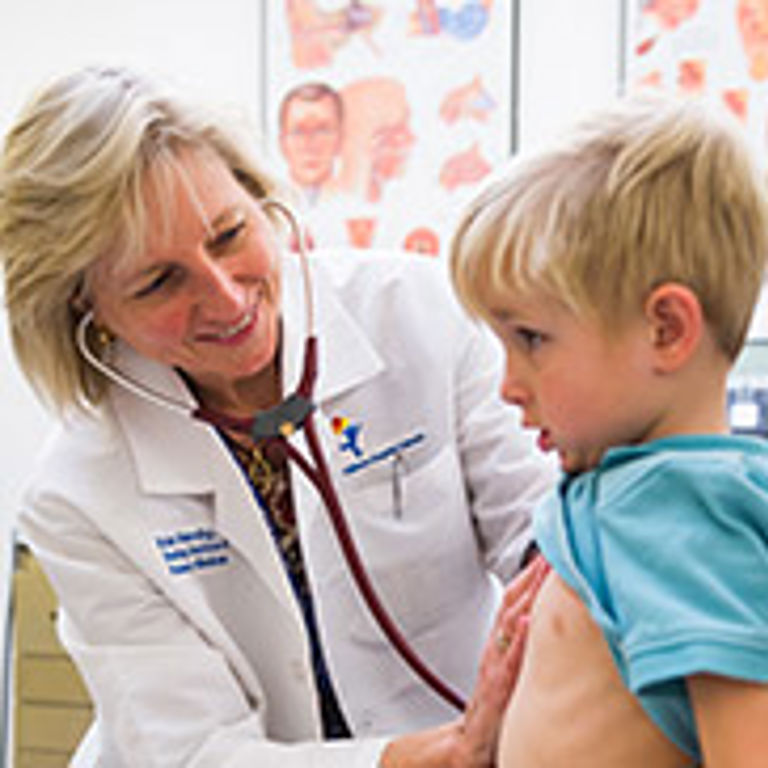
[280,255,385,570]
[208,452,297,615]
[281,254,384,405]
[111,345,300,617]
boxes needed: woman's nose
[197,259,245,311]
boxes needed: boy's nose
[499,361,530,407]
[500,378,529,407]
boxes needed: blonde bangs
[452,168,551,317]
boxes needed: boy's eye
[516,327,545,352]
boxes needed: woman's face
[88,148,282,400]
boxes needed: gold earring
[95,325,114,348]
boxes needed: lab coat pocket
[335,444,487,641]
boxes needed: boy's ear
[643,283,703,372]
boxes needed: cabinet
[13,545,93,767]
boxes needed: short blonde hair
[0,66,284,411]
[451,94,768,360]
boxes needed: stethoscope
[75,198,466,712]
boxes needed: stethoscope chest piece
[251,394,314,440]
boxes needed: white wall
[0,1,267,506]
[0,0,266,758]
[518,0,623,153]
[0,0,622,756]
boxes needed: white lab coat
[18,250,555,767]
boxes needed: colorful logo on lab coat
[330,413,425,475]
[331,415,365,457]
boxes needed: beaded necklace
[226,436,307,595]
[223,431,352,738]
[187,360,350,737]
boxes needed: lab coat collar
[110,343,217,495]
[281,252,384,406]
[110,342,302,620]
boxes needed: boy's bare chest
[499,573,690,767]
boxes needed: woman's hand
[453,555,550,766]
[379,555,550,768]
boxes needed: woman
[0,66,553,767]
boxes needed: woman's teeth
[212,309,254,339]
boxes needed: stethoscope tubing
[74,198,466,712]
[196,334,466,711]
[293,406,467,712]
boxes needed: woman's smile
[196,305,259,345]
[88,147,283,412]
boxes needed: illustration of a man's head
[279,82,344,196]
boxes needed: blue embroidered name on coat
[154,527,230,575]
[342,432,425,475]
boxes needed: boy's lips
[536,428,554,453]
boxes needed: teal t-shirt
[534,434,768,762]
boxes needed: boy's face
[487,290,662,473]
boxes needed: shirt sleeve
[595,457,768,695]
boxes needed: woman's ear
[69,276,91,314]
[643,283,703,372]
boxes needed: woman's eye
[132,267,176,299]
[209,220,246,251]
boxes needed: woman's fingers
[494,554,550,647]
[501,554,550,611]
[451,555,550,767]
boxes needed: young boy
[450,95,768,767]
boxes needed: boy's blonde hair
[450,95,768,361]
[0,66,285,411]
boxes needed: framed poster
[623,0,768,340]
[263,1,516,257]
[623,0,768,153]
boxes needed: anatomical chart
[264,1,513,256]
[625,0,768,337]
[625,0,768,154]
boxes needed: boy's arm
[689,674,768,767]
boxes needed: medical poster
[624,0,768,340]
[264,1,514,257]
[624,0,768,154]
